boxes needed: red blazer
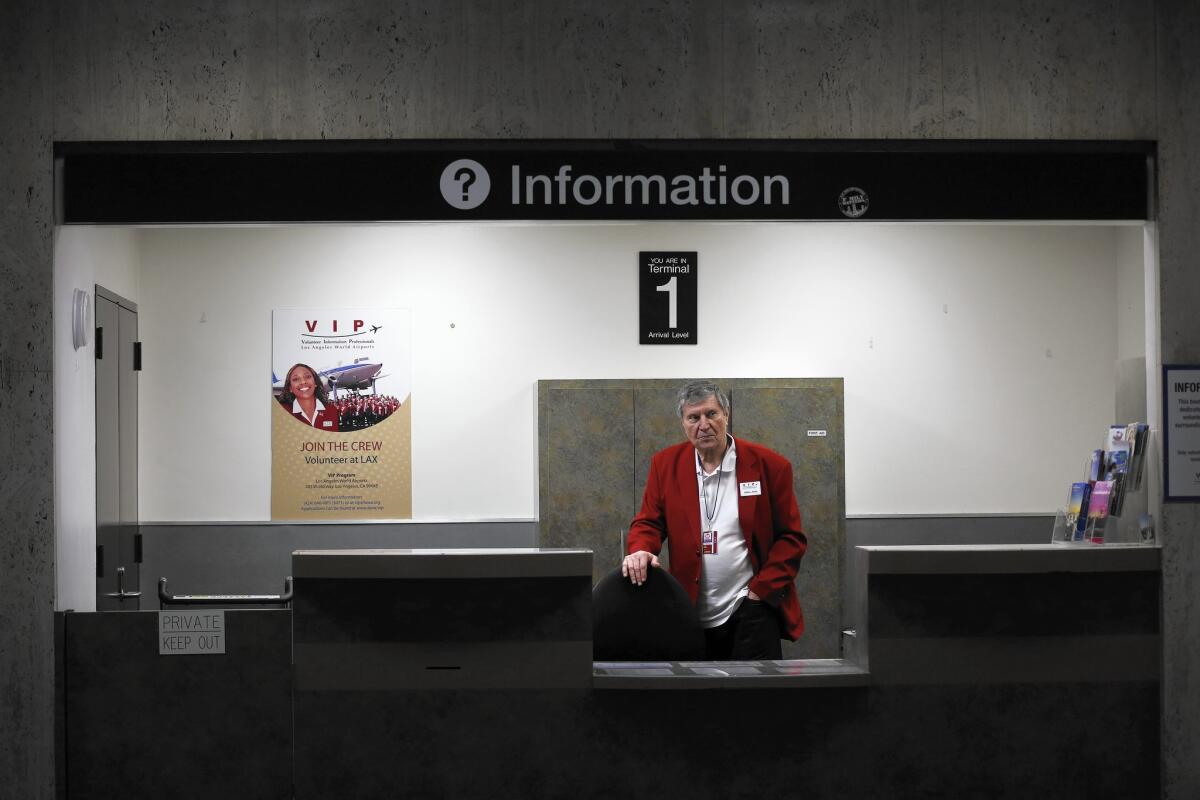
[284,399,340,432]
[627,437,807,640]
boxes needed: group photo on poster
[271,308,412,519]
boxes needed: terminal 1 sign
[640,251,698,345]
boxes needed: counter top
[592,658,868,689]
[858,543,1160,574]
[292,547,593,578]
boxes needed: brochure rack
[1052,423,1157,545]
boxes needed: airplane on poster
[272,357,386,397]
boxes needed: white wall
[133,222,1129,521]
[1116,226,1147,362]
[52,227,140,612]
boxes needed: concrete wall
[1152,6,1200,797]
[2,1,1198,798]
[1,3,55,797]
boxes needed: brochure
[1065,482,1092,540]
[1086,480,1114,543]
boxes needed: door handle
[104,565,142,600]
[158,576,293,607]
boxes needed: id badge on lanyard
[701,529,718,555]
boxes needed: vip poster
[271,309,412,519]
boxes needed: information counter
[289,545,1159,799]
[57,544,1161,799]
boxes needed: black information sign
[57,140,1153,224]
[640,251,697,345]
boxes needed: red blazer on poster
[284,399,340,432]
[627,437,807,640]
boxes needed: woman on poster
[278,363,340,431]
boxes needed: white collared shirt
[292,397,327,427]
[694,436,753,628]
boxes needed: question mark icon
[440,159,491,210]
[454,167,476,202]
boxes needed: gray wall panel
[633,385,686,492]
[537,383,634,584]
[139,521,537,601]
[730,382,845,659]
[632,384,693,573]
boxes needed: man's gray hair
[676,381,730,418]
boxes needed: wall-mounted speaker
[72,288,91,350]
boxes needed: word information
[159,610,226,656]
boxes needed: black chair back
[592,566,704,661]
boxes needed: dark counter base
[57,609,1159,800]
[58,545,1162,800]
[294,682,1158,800]
[59,610,292,800]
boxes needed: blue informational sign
[1163,365,1200,501]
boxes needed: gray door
[96,286,140,610]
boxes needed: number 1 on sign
[656,276,678,329]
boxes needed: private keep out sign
[159,610,226,655]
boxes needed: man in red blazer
[623,381,807,659]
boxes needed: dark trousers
[703,598,783,660]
